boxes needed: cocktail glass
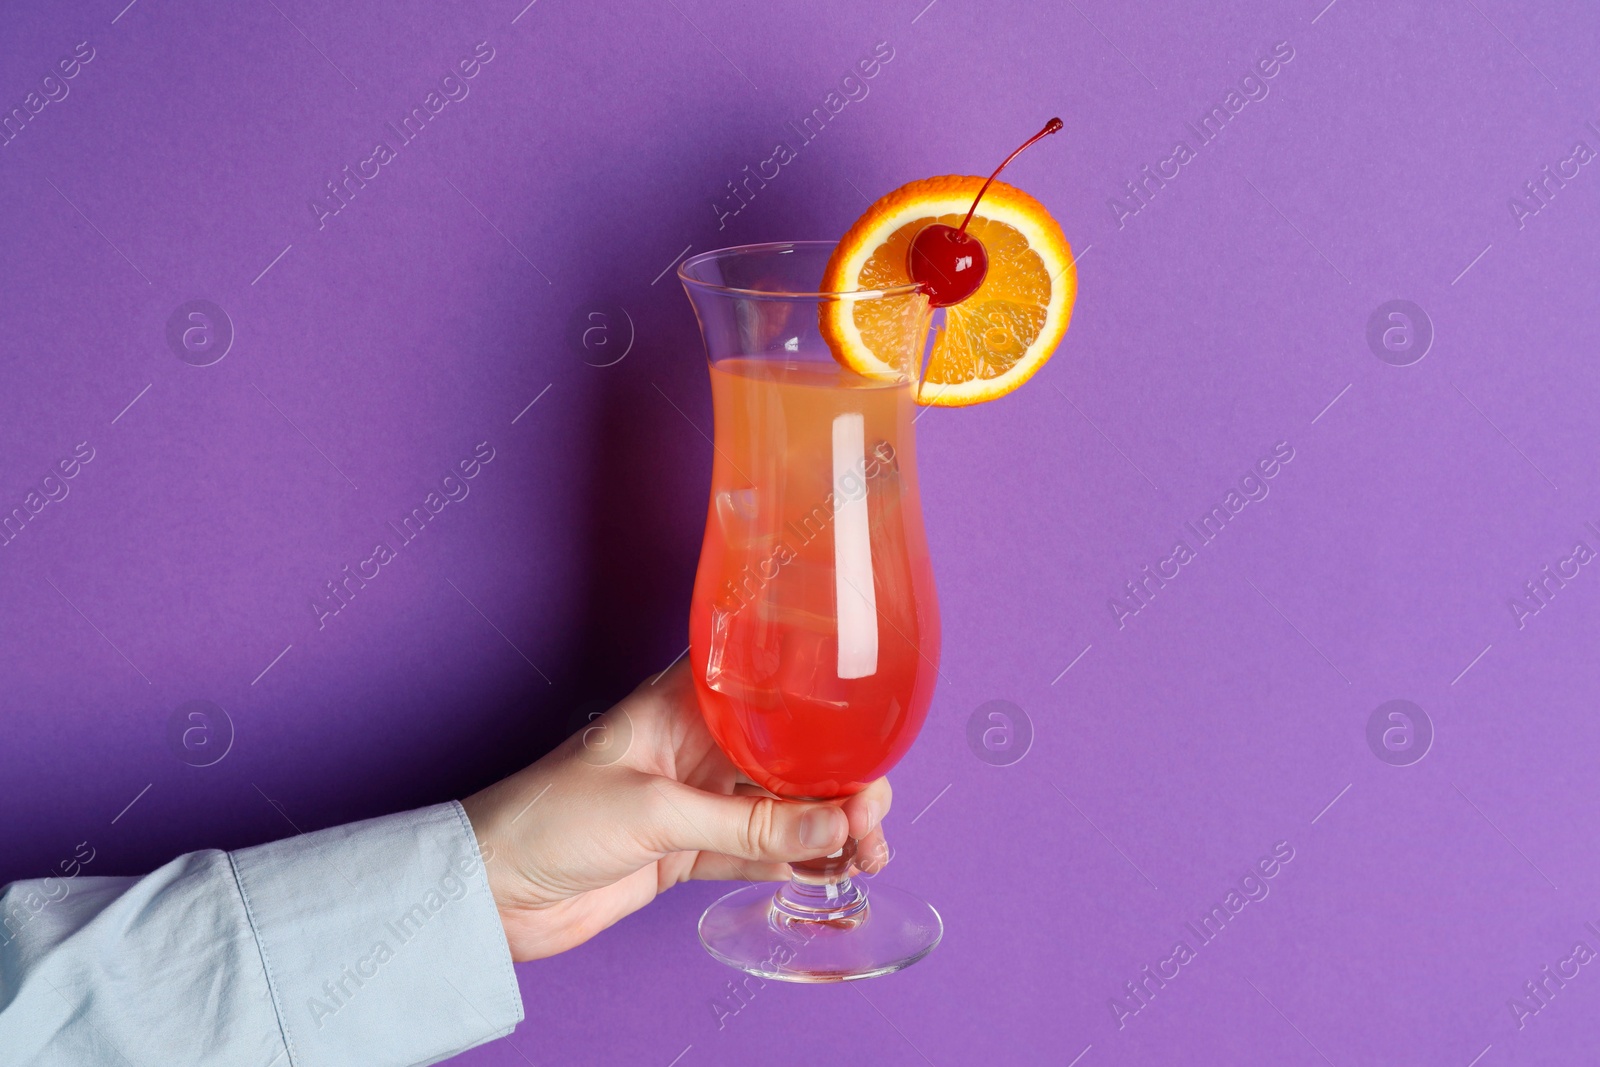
[678,241,943,982]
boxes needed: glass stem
[774,837,869,928]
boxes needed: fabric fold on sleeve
[0,850,284,1066]
[0,800,522,1067]
[227,800,523,1067]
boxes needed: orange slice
[821,175,1076,406]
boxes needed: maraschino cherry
[907,117,1063,307]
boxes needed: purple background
[3,0,1599,1063]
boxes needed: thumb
[641,779,849,863]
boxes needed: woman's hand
[460,661,893,962]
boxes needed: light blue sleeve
[0,801,524,1067]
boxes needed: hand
[460,661,894,962]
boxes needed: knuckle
[741,797,780,858]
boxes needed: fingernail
[800,807,843,850]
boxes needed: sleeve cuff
[228,800,523,1067]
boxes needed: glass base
[698,876,942,983]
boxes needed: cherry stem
[956,117,1064,237]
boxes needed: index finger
[841,777,892,842]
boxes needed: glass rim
[677,240,925,301]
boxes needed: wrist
[459,792,513,930]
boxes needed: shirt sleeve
[0,801,523,1067]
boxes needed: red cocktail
[689,356,940,801]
